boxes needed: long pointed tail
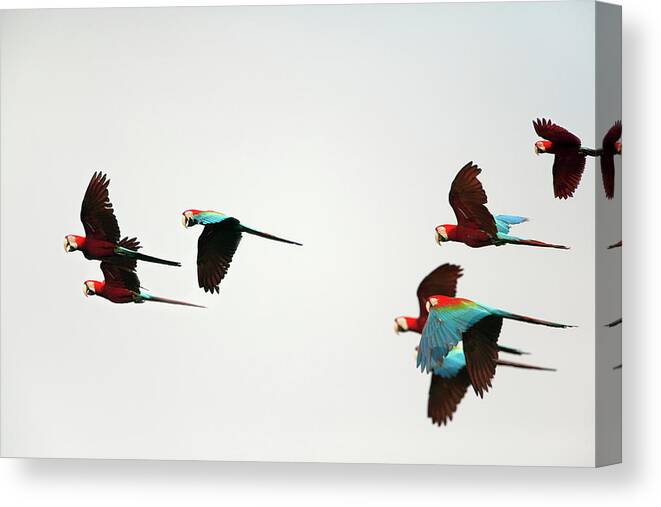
[117,247,181,267]
[240,225,303,246]
[143,294,205,308]
[494,309,575,328]
[497,345,529,356]
[496,359,556,372]
[500,236,569,250]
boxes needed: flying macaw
[83,260,204,308]
[427,344,555,426]
[533,118,600,199]
[600,121,622,199]
[393,263,528,357]
[64,172,180,266]
[181,209,302,294]
[434,162,569,249]
[417,294,573,396]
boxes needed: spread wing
[416,264,463,320]
[100,262,140,292]
[552,152,586,199]
[533,118,581,146]
[197,218,242,294]
[417,301,491,373]
[448,162,497,236]
[80,172,121,243]
[462,315,504,398]
[427,370,471,426]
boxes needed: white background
[0,0,657,505]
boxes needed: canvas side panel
[595,1,622,467]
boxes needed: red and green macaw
[181,209,302,294]
[418,294,573,396]
[533,118,621,199]
[434,162,569,249]
[427,344,554,426]
[83,258,204,308]
[64,172,180,266]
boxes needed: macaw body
[182,209,302,294]
[65,172,180,267]
[436,163,569,249]
[417,294,572,396]
[84,262,204,308]
[65,234,180,266]
[427,345,555,426]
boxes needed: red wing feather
[100,262,141,292]
[552,152,586,199]
[197,218,242,294]
[448,162,497,236]
[427,369,471,426]
[533,118,581,146]
[416,263,463,320]
[80,172,121,243]
[462,315,503,398]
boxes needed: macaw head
[615,141,622,154]
[434,225,452,245]
[82,280,103,297]
[425,296,441,312]
[181,210,201,228]
[64,234,85,252]
[393,316,412,334]
[534,140,552,155]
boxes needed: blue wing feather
[417,302,492,373]
[494,214,527,234]
[194,211,230,225]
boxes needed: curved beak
[534,145,540,156]
[82,283,89,297]
[425,301,432,312]
[393,321,400,334]
[181,215,188,228]
[64,237,70,252]
[434,230,442,245]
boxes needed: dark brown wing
[462,315,504,398]
[600,121,621,199]
[448,162,497,236]
[100,262,140,292]
[197,218,242,294]
[533,118,581,146]
[552,152,586,199]
[416,264,463,319]
[427,369,471,426]
[80,172,121,243]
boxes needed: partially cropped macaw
[435,162,569,249]
[600,121,622,199]
[427,345,555,426]
[418,294,573,396]
[83,261,204,308]
[65,172,180,266]
[181,209,302,294]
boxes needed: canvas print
[0,1,621,466]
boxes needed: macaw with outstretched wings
[434,162,569,249]
[181,210,302,294]
[64,172,180,267]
